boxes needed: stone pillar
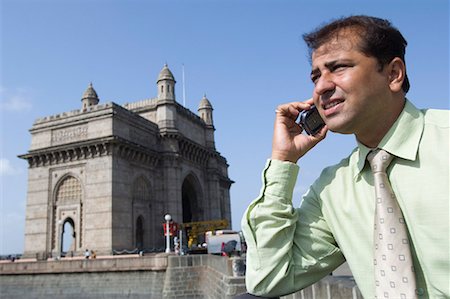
[23,166,51,259]
[161,152,182,225]
[206,158,221,220]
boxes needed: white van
[205,230,241,255]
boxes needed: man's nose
[314,73,335,99]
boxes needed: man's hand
[271,99,328,163]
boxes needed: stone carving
[52,126,88,145]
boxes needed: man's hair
[303,15,410,93]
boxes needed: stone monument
[19,65,233,259]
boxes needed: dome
[198,94,213,109]
[157,64,175,82]
[82,83,98,100]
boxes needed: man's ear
[388,57,406,93]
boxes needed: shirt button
[416,288,425,296]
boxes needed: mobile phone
[299,105,325,135]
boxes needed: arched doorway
[54,175,82,255]
[132,176,151,250]
[136,216,144,250]
[61,218,75,254]
[181,174,202,223]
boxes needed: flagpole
[182,64,186,107]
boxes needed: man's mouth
[323,99,344,110]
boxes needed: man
[241,15,449,298]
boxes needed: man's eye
[332,64,348,71]
[311,75,320,84]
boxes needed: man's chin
[326,123,353,135]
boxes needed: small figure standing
[84,249,90,259]
[174,236,180,255]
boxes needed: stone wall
[1,271,165,299]
[163,255,245,299]
[0,254,360,299]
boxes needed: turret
[81,83,99,109]
[157,64,176,101]
[156,64,177,133]
[198,94,213,127]
[198,94,215,149]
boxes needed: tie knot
[367,149,393,173]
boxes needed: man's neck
[356,98,406,148]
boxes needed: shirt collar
[355,99,424,177]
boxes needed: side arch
[135,215,144,250]
[131,175,152,250]
[52,174,83,256]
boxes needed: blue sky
[1,0,448,254]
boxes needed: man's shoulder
[422,108,450,128]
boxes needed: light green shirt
[242,100,449,298]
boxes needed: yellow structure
[181,219,228,248]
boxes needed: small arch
[61,217,76,254]
[136,216,144,250]
[132,176,151,249]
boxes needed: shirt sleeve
[241,159,345,297]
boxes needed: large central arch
[181,173,203,223]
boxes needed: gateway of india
[19,65,233,259]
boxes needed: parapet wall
[0,254,360,299]
[0,254,168,299]
[0,254,167,274]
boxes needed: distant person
[84,249,90,259]
[91,250,96,259]
[241,15,449,298]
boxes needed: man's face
[310,34,391,137]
